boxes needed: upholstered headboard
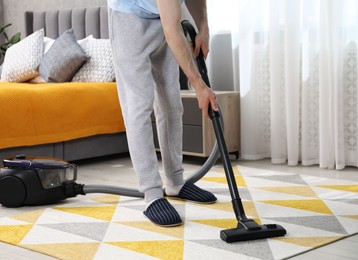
[25,6,109,39]
[24,6,189,89]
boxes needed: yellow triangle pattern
[108,240,184,260]
[258,186,318,198]
[199,201,258,217]
[21,242,100,260]
[167,197,185,204]
[92,194,120,205]
[12,209,45,224]
[273,236,343,248]
[202,175,247,187]
[340,215,358,220]
[0,225,33,245]
[53,206,116,221]
[191,218,262,229]
[120,221,185,239]
[216,167,241,176]
[260,199,333,215]
[317,185,358,193]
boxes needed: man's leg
[109,10,164,203]
[109,9,183,227]
[151,42,217,204]
[151,43,185,189]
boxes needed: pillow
[77,34,93,47]
[72,37,115,82]
[1,29,44,82]
[39,29,89,83]
[43,35,91,54]
[44,37,55,54]
[27,75,46,83]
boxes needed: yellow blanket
[0,82,125,149]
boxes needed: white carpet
[0,164,357,260]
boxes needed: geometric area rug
[0,165,357,260]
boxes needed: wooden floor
[0,156,357,259]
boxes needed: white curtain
[207,0,358,170]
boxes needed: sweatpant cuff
[165,172,185,187]
[144,188,164,203]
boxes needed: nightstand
[152,90,240,157]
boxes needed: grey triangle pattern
[251,174,308,185]
[121,205,146,212]
[40,222,110,241]
[207,187,252,200]
[190,239,274,260]
[329,199,358,205]
[238,187,253,200]
[169,204,186,217]
[268,216,348,234]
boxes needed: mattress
[0,82,125,149]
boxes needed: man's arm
[185,0,209,58]
[156,0,217,118]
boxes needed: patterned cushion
[77,34,93,47]
[72,37,115,82]
[44,35,91,54]
[43,37,55,53]
[1,29,44,82]
[39,29,89,83]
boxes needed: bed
[0,6,129,162]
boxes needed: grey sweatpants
[109,9,185,203]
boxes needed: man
[108,0,218,227]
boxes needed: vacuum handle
[181,20,210,87]
[181,20,218,119]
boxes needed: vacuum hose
[83,20,225,198]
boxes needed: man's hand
[193,27,209,58]
[194,78,218,118]
[186,0,210,59]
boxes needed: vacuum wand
[181,20,287,243]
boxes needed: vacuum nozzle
[220,219,287,243]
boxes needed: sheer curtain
[207,0,358,170]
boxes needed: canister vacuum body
[0,155,84,207]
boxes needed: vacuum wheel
[0,176,26,207]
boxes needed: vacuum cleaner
[181,20,286,242]
[0,21,286,243]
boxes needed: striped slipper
[166,183,217,204]
[143,198,183,227]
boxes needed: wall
[2,0,107,39]
[207,32,234,91]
